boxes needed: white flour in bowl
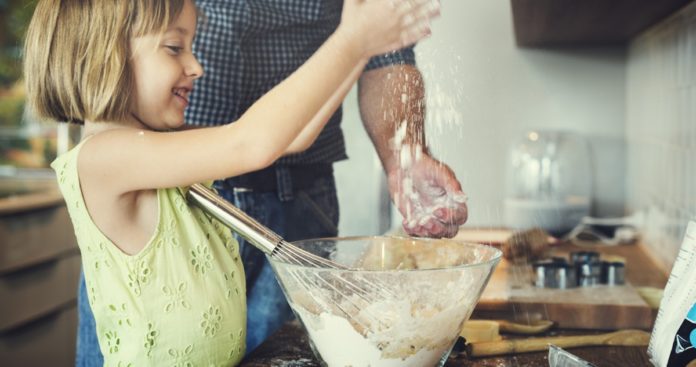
[295,309,447,366]
[290,278,476,367]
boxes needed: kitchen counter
[241,319,653,366]
[0,174,75,272]
[1,173,80,366]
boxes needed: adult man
[75,0,465,363]
[185,0,465,352]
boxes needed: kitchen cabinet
[0,175,79,366]
[511,0,694,47]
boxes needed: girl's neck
[83,115,152,138]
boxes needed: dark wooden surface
[241,320,653,366]
[511,0,694,47]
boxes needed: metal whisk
[187,184,396,330]
[187,183,345,269]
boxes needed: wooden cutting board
[456,228,668,330]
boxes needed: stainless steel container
[570,251,600,265]
[577,261,602,287]
[601,261,625,285]
[533,260,576,289]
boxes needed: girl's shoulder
[50,137,91,182]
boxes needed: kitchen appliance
[504,130,592,236]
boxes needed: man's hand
[359,64,466,238]
[387,152,467,238]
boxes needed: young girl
[24,0,437,365]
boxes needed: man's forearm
[359,63,468,238]
[358,64,427,174]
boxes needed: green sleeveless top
[51,140,246,367]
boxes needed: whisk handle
[186,183,282,256]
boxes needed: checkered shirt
[185,0,416,166]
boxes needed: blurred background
[2,0,696,365]
[336,0,696,271]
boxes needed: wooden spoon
[467,329,650,357]
[461,319,554,343]
[496,319,554,334]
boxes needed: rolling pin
[467,329,650,357]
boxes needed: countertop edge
[0,189,65,215]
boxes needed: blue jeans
[76,271,102,367]
[75,174,339,365]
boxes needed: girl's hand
[338,0,440,58]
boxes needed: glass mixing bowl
[268,236,501,367]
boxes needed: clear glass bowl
[268,236,501,367]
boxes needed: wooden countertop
[0,171,63,215]
[241,320,653,366]
[0,189,64,215]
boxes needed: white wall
[336,0,627,235]
[626,2,696,270]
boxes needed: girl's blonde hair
[24,0,185,124]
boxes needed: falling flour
[390,118,468,231]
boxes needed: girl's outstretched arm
[81,0,439,194]
[285,0,440,155]
[284,60,367,154]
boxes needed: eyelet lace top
[51,140,246,367]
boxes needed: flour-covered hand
[388,153,467,238]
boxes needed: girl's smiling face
[129,0,203,131]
